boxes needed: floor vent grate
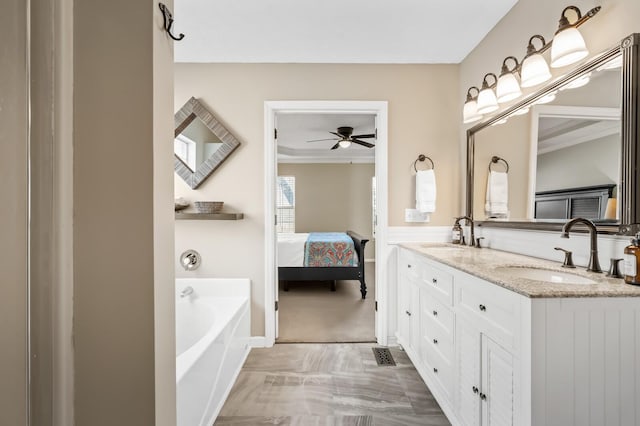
[372,347,396,366]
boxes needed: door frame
[264,100,389,346]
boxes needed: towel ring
[488,156,509,173]
[413,154,434,172]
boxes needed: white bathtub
[176,278,250,426]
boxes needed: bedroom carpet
[277,262,375,343]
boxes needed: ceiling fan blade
[330,142,341,150]
[306,138,339,143]
[351,133,376,139]
[329,131,344,138]
[352,139,375,148]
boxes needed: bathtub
[176,278,250,426]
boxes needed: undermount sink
[495,266,597,285]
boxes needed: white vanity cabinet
[396,246,640,426]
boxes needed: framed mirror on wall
[466,33,640,235]
[174,97,241,189]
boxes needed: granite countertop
[400,242,640,298]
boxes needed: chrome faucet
[560,217,602,273]
[180,286,194,298]
[455,216,475,247]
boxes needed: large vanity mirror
[467,34,640,234]
[174,97,241,189]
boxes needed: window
[277,176,295,233]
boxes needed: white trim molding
[387,226,453,244]
[264,100,389,346]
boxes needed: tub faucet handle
[180,249,201,271]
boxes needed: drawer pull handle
[432,278,437,284]
[433,338,438,344]
[406,310,411,316]
[433,368,438,374]
[472,386,479,394]
[479,304,487,312]
[432,310,438,317]
[480,392,487,401]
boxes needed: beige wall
[278,163,375,259]
[174,63,460,335]
[460,0,640,216]
[74,1,175,424]
[0,0,28,424]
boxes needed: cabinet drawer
[421,312,454,363]
[420,291,454,337]
[418,260,454,305]
[455,276,520,349]
[423,339,453,399]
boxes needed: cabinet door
[409,280,421,351]
[481,335,514,426]
[397,271,411,345]
[456,319,481,426]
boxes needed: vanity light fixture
[476,73,499,114]
[511,107,530,116]
[535,90,558,105]
[496,56,522,103]
[338,140,352,148]
[462,5,601,124]
[550,6,595,68]
[463,87,483,124]
[520,35,552,88]
[562,72,591,90]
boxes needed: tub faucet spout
[180,286,194,298]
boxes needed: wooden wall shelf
[175,212,244,220]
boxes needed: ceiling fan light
[477,87,499,114]
[520,53,552,88]
[338,140,351,148]
[496,72,522,103]
[463,99,482,124]
[551,27,589,68]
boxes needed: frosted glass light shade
[477,87,499,114]
[338,140,351,148]
[551,27,588,68]
[512,107,530,116]
[563,73,591,90]
[463,99,482,124]
[496,73,522,103]
[520,54,551,88]
[535,91,557,105]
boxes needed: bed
[277,230,370,299]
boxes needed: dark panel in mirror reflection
[466,33,640,234]
[174,97,241,189]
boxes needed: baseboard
[385,335,398,346]
[387,226,452,244]
[247,336,270,348]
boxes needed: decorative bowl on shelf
[174,198,190,212]
[194,201,224,213]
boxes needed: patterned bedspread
[303,232,356,267]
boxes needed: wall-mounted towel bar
[413,154,434,172]
[489,156,509,173]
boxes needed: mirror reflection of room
[174,116,224,173]
[473,53,622,222]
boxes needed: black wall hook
[159,3,184,41]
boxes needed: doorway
[264,101,389,347]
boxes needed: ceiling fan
[306,126,376,150]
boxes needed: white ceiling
[277,113,376,163]
[174,0,519,63]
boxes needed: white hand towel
[485,170,509,217]
[416,169,436,213]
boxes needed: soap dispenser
[452,220,462,244]
[623,232,640,285]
